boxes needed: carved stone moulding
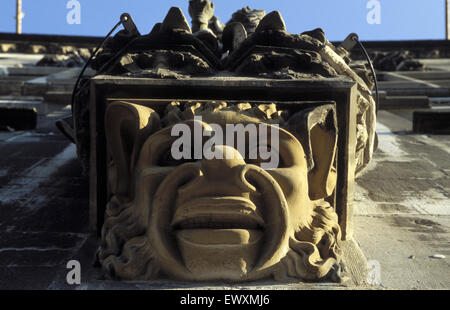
[89,76,363,283]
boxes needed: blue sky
[0,0,445,41]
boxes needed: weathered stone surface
[36,52,86,67]
[124,51,214,76]
[302,28,326,44]
[373,51,425,72]
[222,22,247,53]
[255,11,286,33]
[189,0,215,33]
[227,7,266,35]
[234,50,338,79]
[78,6,375,179]
[161,7,192,34]
[0,249,74,266]
[0,266,59,290]
[83,7,375,177]
[0,120,91,289]
[194,29,220,53]
[0,231,84,249]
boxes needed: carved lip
[171,197,265,230]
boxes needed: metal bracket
[339,33,359,52]
[120,13,140,36]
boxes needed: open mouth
[149,163,290,280]
[172,196,265,245]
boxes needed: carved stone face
[99,102,341,282]
[188,0,215,25]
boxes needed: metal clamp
[338,33,359,52]
[120,13,140,36]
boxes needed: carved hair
[275,202,342,281]
[162,101,286,127]
[98,197,159,280]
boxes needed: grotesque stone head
[227,6,266,35]
[98,101,342,282]
[188,0,215,32]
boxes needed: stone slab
[0,98,46,115]
[47,235,370,290]
[354,215,450,289]
[413,109,450,134]
[0,107,37,130]
[379,96,431,110]
[353,110,450,289]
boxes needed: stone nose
[200,145,246,179]
[176,145,252,200]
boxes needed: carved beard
[98,163,341,282]
[275,203,342,282]
[98,197,159,280]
